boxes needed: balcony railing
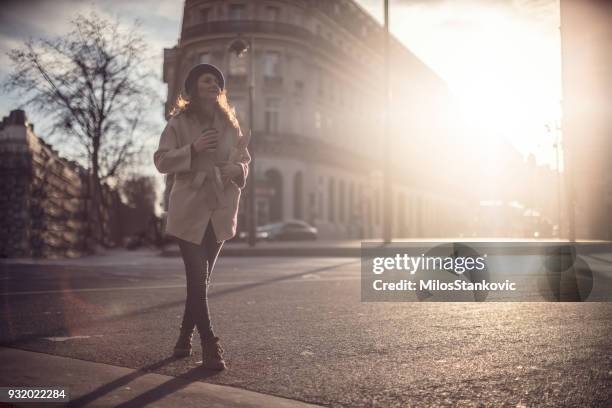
[181,21,364,66]
[183,20,311,42]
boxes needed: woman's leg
[204,223,225,287]
[177,222,224,340]
[176,239,198,336]
[177,223,224,335]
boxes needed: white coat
[153,106,250,244]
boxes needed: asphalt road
[1,251,611,407]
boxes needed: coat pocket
[173,172,194,191]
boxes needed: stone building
[0,109,160,258]
[560,0,612,240]
[162,0,474,239]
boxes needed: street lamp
[229,35,257,247]
[382,0,392,243]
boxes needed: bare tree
[3,11,159,244]
[121,175,156,215]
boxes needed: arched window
[293,171,303,220]
[265,169,283,222]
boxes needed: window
[229,4,245,20]
[293,172,303,220]
[318,190,324,221]
[263,51,281,77]
[317,67,323,97]
[265,97,280,133]
[339,180,346,223]
[294,80,303,93]
[229,52,247,75]
[199,52,211,64]
[293,101,303,135]
[232,98,246,125]
[200,8,211,23]
[328,178,335,222]
[266,6,280,21]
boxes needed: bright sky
[0,0,562,169]
[358,0,562,169]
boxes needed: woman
[153,63,251,370]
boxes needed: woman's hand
[191,129,219,153]
[217,162,242,185]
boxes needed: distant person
[153,63,251,370]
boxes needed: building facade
[162,0,473,239]
[0,109,160,258]
[560,0,612,240]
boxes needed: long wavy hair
[170,87,240,130]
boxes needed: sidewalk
[161,239,365,258]
[0,347,322,408]
[160,238,612,258]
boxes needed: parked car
[238,220,318,241]
[235,228,270,242]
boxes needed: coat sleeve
[230,127,251,189]
[153,120,192,174]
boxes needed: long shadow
[112,366,222,408]
[206,259,359,299]
[1,260,358,348]
[67,357,219,407]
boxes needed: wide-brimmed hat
[184,63,225,95]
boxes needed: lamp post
[229,35,257,247]
[382,0,392,243]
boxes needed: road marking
[0,276,361,296]
[43,335,104,342]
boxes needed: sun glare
[391,1,561,168]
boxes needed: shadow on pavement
[67,357,219,407]
[1,260,358,348]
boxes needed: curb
[160,241,612,258]
[160,246,362,258]
[0,347,322,408]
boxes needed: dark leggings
[176,221,224,340]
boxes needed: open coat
[153,107,250,244]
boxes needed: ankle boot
[201,335,227,370]
[173,328,194,357]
